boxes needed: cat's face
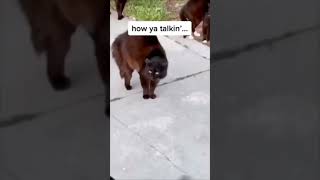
[144,56,168,81]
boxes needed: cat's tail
[17,0,47,55]
[111,37,125,78]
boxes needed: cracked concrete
[0,92,105,128]
[213,22,320,179]
[212,0,320,52]
[111,69,209,102]
[213,23,320,61]
[110,11,210,180]
[112,115,188,175]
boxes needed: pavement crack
[0,113,42,128]
[1,68,210,127]
[110,69,210,102]
[0,92,104,128]
[164,35,210,61]
[159,69,209,87]
[213,23,320,62]
[112,115,188,174]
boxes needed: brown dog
[18,0,109,115]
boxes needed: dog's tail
[111,35,125,78]
[17,0,47,55]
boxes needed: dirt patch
[166,0,186,20]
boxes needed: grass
[126,0,168,20]
[111,0,187,21]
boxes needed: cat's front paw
[143,94,150,99]
[118,15,124,20]
[49,76,71,91]
[150,94,157,99]
[125,84,132,90]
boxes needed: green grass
[127,0,168,20]
[111,0,170,21]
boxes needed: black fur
[116,0,128,20]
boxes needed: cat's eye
[148,70,152,74]
[155,72,159,75]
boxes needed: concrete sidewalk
[213,29,320,180]
[110,12,210,180]
[212,0,320,177]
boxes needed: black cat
[17,0,109,116]
[112,31,168,99]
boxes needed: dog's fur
[18,0,109,114]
